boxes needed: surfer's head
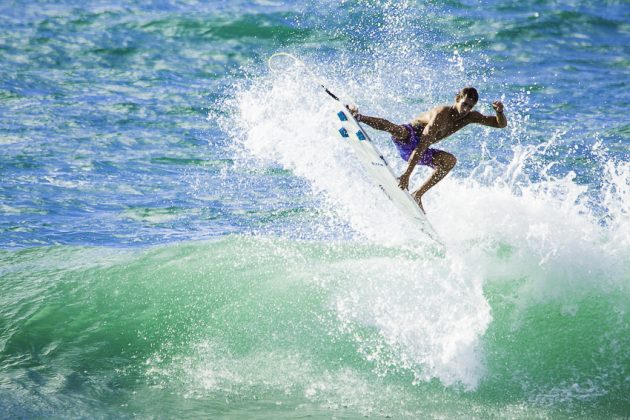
[454,87,478,116]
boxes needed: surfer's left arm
[468,101,508,128]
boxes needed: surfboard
[328,99,441,244]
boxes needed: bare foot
[412,193,426,214]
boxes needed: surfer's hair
[457,87,479,103]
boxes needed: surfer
[348,87,507,212]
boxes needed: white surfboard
[328,99,441,244]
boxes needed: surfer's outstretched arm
[467,101,508,128]
[347,107,407,140]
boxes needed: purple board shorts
[392,124,440,169]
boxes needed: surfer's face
[455,95,477,116]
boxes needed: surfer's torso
[410,105,478,144]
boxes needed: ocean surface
[1,0,629,418]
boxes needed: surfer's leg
[355,115,408,140]
[411,150,456,211]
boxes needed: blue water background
[1,0,628,249]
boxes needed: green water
[2,237,628,418]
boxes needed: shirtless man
[349,87,507,212]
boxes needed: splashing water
[2,0,629,417]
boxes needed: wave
[2,0,629,417]
[1,233,628,416]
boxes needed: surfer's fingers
[345,104,358,114]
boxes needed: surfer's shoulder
[427,105,450,114]
[416,105,451,127]
[431,105,452,118]
[430,106,452,122]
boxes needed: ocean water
[1,0,629,418]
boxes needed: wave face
[1,235,628,418]
[1,0,629,418]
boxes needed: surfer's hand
[398,174,410,190]
[492,101,504,113]
[346,105,360,118]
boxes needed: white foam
[328,255,491,389]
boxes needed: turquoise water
[1,1,629,418]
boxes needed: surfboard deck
[329,100,441,244]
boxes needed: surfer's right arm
[347,106,407,140]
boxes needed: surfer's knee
[445,153,457,170]
[436,152,457,172]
